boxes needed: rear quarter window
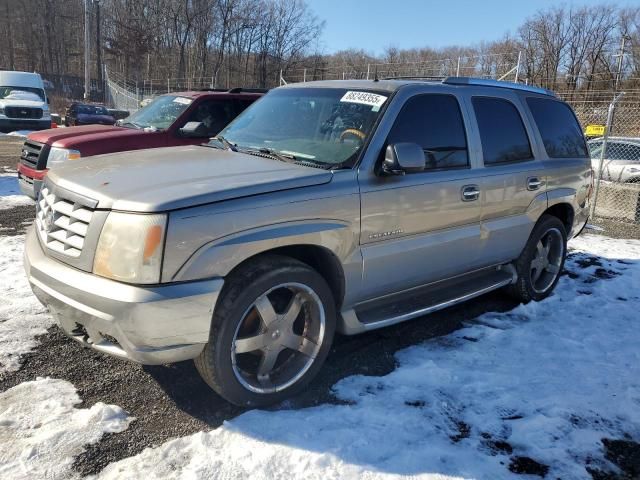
[472,97,533,165]
[526,97,588,159]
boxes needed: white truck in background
[0,71,51,133]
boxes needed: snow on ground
[0,378,132,480]
[0,235,52,373]
[0,130,32,138]
[0,174,34,209]
[0,228,637,479]
[94,234,640,480]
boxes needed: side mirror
[47,97,51,105]
[381,143,425,175]
[179,121,209,138]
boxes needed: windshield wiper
[240,147,297,164]
[119,121,144,130]
[208,136,237,152]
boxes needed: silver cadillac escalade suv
[24,78,592,406]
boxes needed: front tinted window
[527,97,589,158]
[386,94,468,170]
[218,88,388,168]
[183,99,235,137]
[123,95,193,130]
[78,104,109,115]
[588,141,603,158]
[473,97,533,165]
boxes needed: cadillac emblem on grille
[44,208,54,232]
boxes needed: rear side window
[472,97,533,165]
[387,94,468,170]
[526,97,588,158]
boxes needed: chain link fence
[102,62,640,238]
[579,93,640,238]
[105,68,144,114]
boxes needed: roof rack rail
[382,75,447,81]
[195,88,231,92]
[442,77,556,97]
[227,87,269,94]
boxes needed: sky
[307,0,630,55]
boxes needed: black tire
[195,254,336,407]
[506,214,567,303]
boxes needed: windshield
[0,86,45,101]
[216,88,389,168]
[122,95,193,130]
[588,141,603,158]
[78,104,109,115]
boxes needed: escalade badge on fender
[369,229,404,240]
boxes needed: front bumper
[17,164,47,199]
[18,172,42,199]
[0,118,51,132]
[24,227,223,364]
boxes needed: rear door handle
[461,184,480,201]
[527,177,543,191]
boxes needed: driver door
[358,93,483,301]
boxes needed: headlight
[47,147,81,167]
[0,106,4,115]
[94,212,166,284]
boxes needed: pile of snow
[0,378,131,480]
[0,130,32,138]
[96,234,640,480]
[0,235,52,373]
[0,174,34,210]
[7,130,33,137]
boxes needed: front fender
[172,219,357,282]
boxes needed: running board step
[354,268,514,331]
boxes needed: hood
[28,125,144,146]
[47,145,333,212]
[0,97,46,109]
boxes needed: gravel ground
[0,287,518,476]
[0,136,23,173]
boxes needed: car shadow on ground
[144,289,519,417]
[71,289,521,476]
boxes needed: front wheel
[507,214,567,303]
[195,255,336,407]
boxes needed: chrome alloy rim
[231,282,326,394]
[530,227,564,294]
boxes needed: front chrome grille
[5,106,43,119]
[20,140,47,169]
[35,186,95,258]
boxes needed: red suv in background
[18,88,265,199]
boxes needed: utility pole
[96,0,103,102]
[5,2,15,70]
[614,35,627,92]
[84,0,91,101]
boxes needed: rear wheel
[195,255,336,407]
[507,214,567,303]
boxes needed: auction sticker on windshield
[340,91,387,111]
[173,97,192,105]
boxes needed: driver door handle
[461,184,480,202]
[527,177,543,191]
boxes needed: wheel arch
[171,220,356,308]
[543,202,574,235]
[224,244,346,309]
